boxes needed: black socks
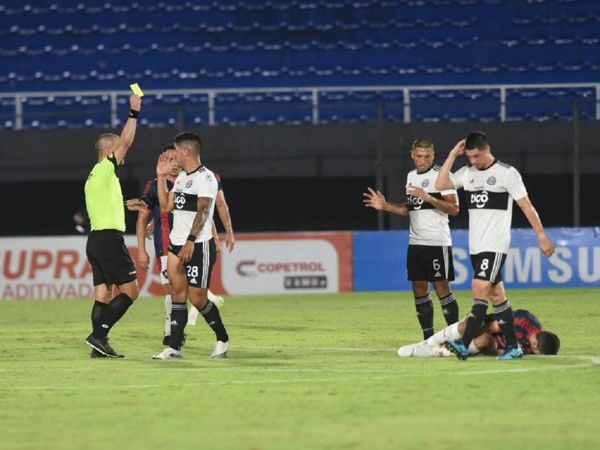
[439,292,459,325]
[415,294,434,339]
[199,301,229,342]
[493,299,518,348]
[91,293,133,339]
[169,303,188,350]
[461,299,488,347]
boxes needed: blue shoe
[497,346,524,360]
[444,340,469,360]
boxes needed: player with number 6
[363,138,461,340]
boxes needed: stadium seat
[0,0,599,127]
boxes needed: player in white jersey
[363,139,460,339]
[152,132,230,360]
[435,131,555,360]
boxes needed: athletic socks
[426,322,462,347]
[169,303,188,350]
[164,294,172,337]
[199,301,229,342]
[91,293,133,339]
[439,292,459,325]
[102,293,133,334]
[415,294,434,339]
[493,299,518,348]
[460,299,488,348]
[91,300,109,339]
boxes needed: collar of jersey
[185,165,204,175]
[416,163,434,175]
[476,158,497,171]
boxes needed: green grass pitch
[1,288,599,450]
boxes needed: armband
[187,234,197,243]
[128,109,140,119]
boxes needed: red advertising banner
[0,232,353,299]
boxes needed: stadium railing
[1,82,599,130]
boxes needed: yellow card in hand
[129,83,144,97]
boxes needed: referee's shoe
[86,334,123,358]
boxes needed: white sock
[425,322,462,347]
[164,294,172,336]
[207,290,217,302]
[468,341,479,355]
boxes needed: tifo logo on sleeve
[221,239,340,294]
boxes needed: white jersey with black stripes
[450,160,527,254]
[169,165,218,245]
[405,164,456,246]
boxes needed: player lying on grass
[397,309,560,358]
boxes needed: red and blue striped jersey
[494,309,543,354]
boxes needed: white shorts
[159,255,169,285]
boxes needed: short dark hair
[465,131,489,150]
[159,144,175,158]
[537,331,560,355]
[174,132,202,155]
[412,138,434,150]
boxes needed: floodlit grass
[1,288,599,450]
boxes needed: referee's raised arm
[113,95,142,165]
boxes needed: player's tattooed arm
[179,197,212,264]
[363,187,409,216]
[189,197,211,238]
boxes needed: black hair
[174,132,202,155]
[174,132,202,146]
[412,138,434,150]
[159,144,175,158]
[537,331,560,355]
[465,131,489,150]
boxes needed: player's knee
[412,281,429,297]
[120,282,139,301]
[488,291,505,305]
[189,290,208,309]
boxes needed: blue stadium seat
[0,0,599,127]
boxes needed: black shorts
[470,252,506,283]
[406,245,455,282]
[86,230,137,286]
[169,239,216,288]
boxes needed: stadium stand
[0,0,599,127]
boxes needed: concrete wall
[1,121,599,184]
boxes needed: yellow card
[129,83,144,97]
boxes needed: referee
[84,94,142,358]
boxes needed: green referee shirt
[84,154,125,232]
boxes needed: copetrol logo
[186,180,193,188]
[236,260,326,277]
[421,179,429,188]
[471,190,489,208]
[237,260,258,276]
[174,193,185,209]
[487,176,497,186]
